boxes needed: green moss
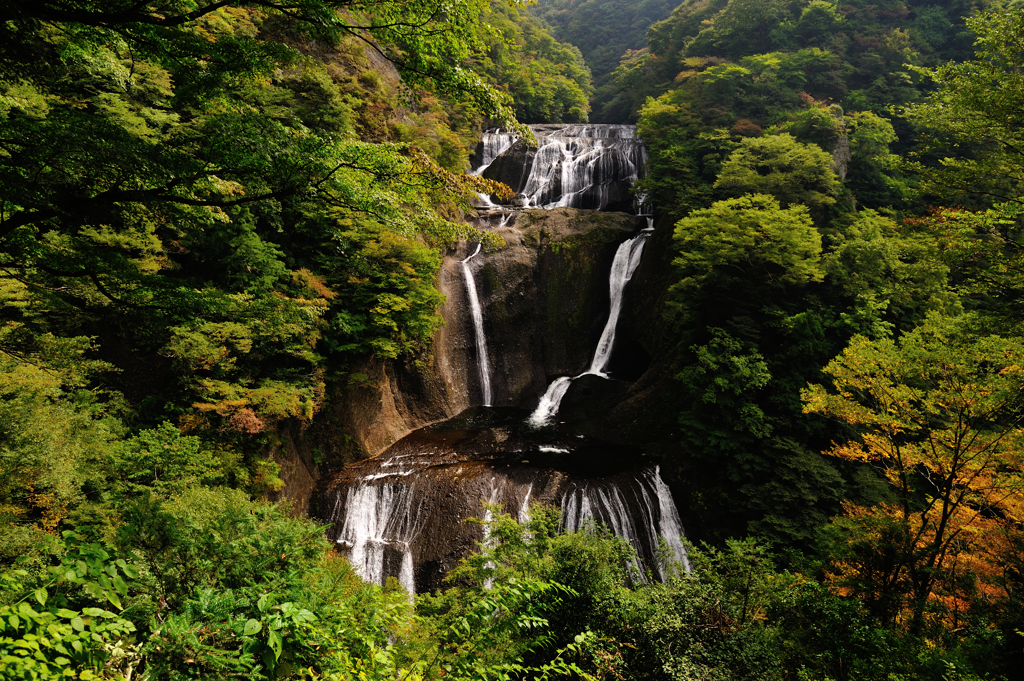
[544,235,612,338]
[550,223,624,254]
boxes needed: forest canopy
[2,0,1024,680]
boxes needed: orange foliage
[805,318,1024,633]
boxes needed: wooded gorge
[2,1,1024,679]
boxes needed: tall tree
[803,315,1024,632]
[0,0,512,433]
[902,9,1024,206]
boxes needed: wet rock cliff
[324,207,647,462]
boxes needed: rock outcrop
[317,207,647,464]
[315,408,686,593]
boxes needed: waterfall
[651,466,690,575]
[331,478,422,595]
[588,232,649,377]
[326,447,687,593]
[470,130,518,176]
[461,244,492,406]
[477,124,647,212]
[321,123,690,594]
[527,230,650,427]
[526,376,573,428]
[560,465,689,580]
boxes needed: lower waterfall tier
[317,407,689,594]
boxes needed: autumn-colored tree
[803,315,1024,632]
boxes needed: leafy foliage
[902,9,1024,205]
[804,315,1024,633]
[477,3,595,123]
[0,1,515,443]
[714,134,839,218]
[673,193,824,295]
[528,0,676,121]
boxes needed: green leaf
[105,590,122,610]
[268,628,283,660]
[33,588,47,607]
[112,575,128,597]
[243,619,262,636]
[257,593,270,612]
[71,617,85,632]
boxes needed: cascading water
[527,376,574,428]
[324,418,689,594]
[561,465,689,580]
[322,123,689,594]
[330,474,421,595]
[461,244,492,407]
[474,124,648,212]
[471,132,519,211]
[588,233,650,377]
[470,131,518,177]
[526,230,651,427]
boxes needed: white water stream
[527,230,651,427]
[561,465,689,579]
[472,125,648,212]
[332,480,421,595]
[461,244,492,406]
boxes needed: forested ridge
[1,1,1024,680]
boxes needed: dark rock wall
[483,208,645,407]
[316,207,647,458]
[573,215,681,444]
[275,209,676,511]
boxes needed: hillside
[529,0,677,121]
[2,1,1024,680]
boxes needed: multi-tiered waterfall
[320,124,686,594]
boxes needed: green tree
[0,1,511,436]
[478,3,594,123]
[668,195,848,553]
[0,334,120,563]
[902,9,1024,205]
[685,0,795,60]
[714,134,840,219]
[822,209,958,337]
[673,193,824,297]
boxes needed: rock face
[314,407,688,594]
[319,207,647,463]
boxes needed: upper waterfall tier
[471,124,649,213]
